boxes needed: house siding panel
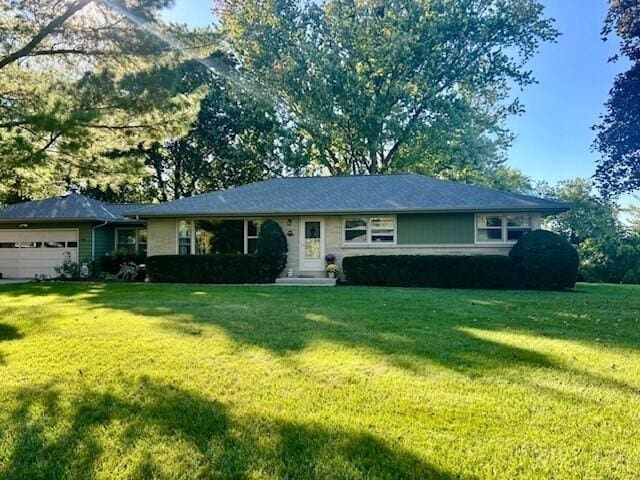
[94,226,115,259]
[397,213,475,245]
[147,218,177,256]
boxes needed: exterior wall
[94,226,116,259]
[147,218,177,256]
[323,215,516,278]
[144,213,543,278]
[0,222,93,263]
[397,213,474,244]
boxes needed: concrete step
[275,277,337,286]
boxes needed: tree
[541,178,640,283]
[0,0,209,202]
[594,0,640,195]
[217,0,558,177]
[100,58,299,202]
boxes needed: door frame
[298,217,325,272]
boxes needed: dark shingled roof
[131,174,569,217]
[0,194,149,223]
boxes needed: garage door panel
[0,229,79,278]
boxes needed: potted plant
[325,263,339,279]
[324,253,338,278]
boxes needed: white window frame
[342,215,397,246]
[115,227,147,254]
[176,219,260,255]
[474,213,534,244]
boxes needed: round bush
[509,229,579,290]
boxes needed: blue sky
[162,0,630,196]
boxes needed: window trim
[115,227,147,255]
[176,219,260,255]
[342,215,397,246]
[474,213,534,244]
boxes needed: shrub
[622,266,640,285]
[509,229,579,290]
[342,255,515,289]
[256,219,288,282]
[146,255,264,283]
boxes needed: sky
[162,0,633,205]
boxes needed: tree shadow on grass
[3,283,640,395]
[0,377,463,479]
[0,323,23,366]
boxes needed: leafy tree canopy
[594,0,640,195]
[0,0,212,201]
[218,0,558,178]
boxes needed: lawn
[0,283,639,479]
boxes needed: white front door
[0,229,79,278]
[299,217,324,271]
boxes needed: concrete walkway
[0,279,30,285]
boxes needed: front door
[299,217,324,271]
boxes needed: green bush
[146,254,264,283]
[509,229,579,290]
[622,266,640,285]
[256,219,288,282]
[342,255,515,289]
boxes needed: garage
[0,229,78,279]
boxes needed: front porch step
[275,277,337,286]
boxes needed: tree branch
[0,0,94,70]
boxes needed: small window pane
[345,229,367,242]
[44,241,65,248]
[117,229,136,245]
[477,229,503,242]
[371,217,394,229]
[371,228,395,241]
[178,221,192,238]
[247,238,258,254]
[345,218,367,229]
[66,241,78,248]
[305,222,321,239]
[178,220,193,255]
[507,215,531,227]
[138,229,147,244]
[478,215,503,228]
[0,242,18,248]
[247,221,258,237]
[18,242,38,248]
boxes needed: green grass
[0,282,639,479]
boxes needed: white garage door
[0,229,79,279]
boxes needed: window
[476,215,504,242]
[246,220,259,254]
[344,216,396,244]
[476,214,533,243]
[344,218,368,243]
[178,220,193,255]
[116,229,137,253]
[178,219,260,255]
[116,228,147,255]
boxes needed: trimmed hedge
[509,230,578,290]
[342,255,515,289]
[146,254,265,284]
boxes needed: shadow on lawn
[3,283,640,395]
[0,377,462,480]
[0,324,23,366]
